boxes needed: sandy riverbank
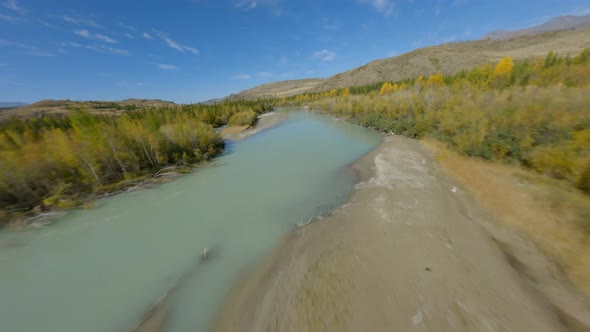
[221,112,288,141]
[214,135,590,332]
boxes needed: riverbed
[0,111,382,332]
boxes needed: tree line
[280,49,590,194]
[0,101,271,225]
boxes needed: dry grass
[230,79,326,100]
[221,125,249,136]
[421,138,590,297]
[312,27,590,92]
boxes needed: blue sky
[1,0,589,103]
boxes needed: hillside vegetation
[0,99,178,120]
[230,25,590,100]
[281,49,590,197]
[0,100,270,226]
[311,27,590,93]
[228,79,325,100]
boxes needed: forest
[0,100,271,225]
[280,49,590,195]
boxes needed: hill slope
[310,26,590,92]
[484,14,590,40]
[229,17,590,98]
[1,99,177,119]
[228,78,325,100]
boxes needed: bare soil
[221,112,288,141]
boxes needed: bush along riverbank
[0,101,272,227]
[278,49,590,196]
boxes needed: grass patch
[422,137,590,296]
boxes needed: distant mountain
[310,25,590,92]
[0,99,177,119]
[0,102,27,108]
[228,79,325,100]
[483,14,590,40]
[229,20,590,99]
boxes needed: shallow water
[0,111,381,332]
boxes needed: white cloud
[233,74,252,80]
[142,32,154,40]
[74,30,117,44]
[358,0,395,16]
[387,50,398,57]
[1,0,26,14]
[154,31,199,55]
[235,0,282,15]
[0,13,17,22]
[74,29,90,38]
[279,56,288,64]
[160,35,183,52]
[236,0,257,10]
[158,64,176,70]
[119,22,137,31]
[312,49,336,61]
[95,34,117,44]
[184,46,199,55]
[256,71,273,77]
[95,45,128,55]
[0,39,53,57]
[124,33,135,39]
[62,42,128,56]
[62,15,100,28]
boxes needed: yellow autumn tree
[328,89,338,97]
[492,56,514,88]
[415,75,425,86]
[493,56,514,77]
[340,88,350,97]
[426,72,444,87]
[380,82,394,95]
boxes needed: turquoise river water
[0,111,382,332]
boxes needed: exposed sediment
[214,135,590,332]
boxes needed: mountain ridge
[230,14,590,99]
[483,14,590,40]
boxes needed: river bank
[221,112,288,141]
[1,111,288,231]
[0,111,382,332]
[214,134,590,331]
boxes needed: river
[0,111,381,332]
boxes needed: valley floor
[214,135,590,332]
